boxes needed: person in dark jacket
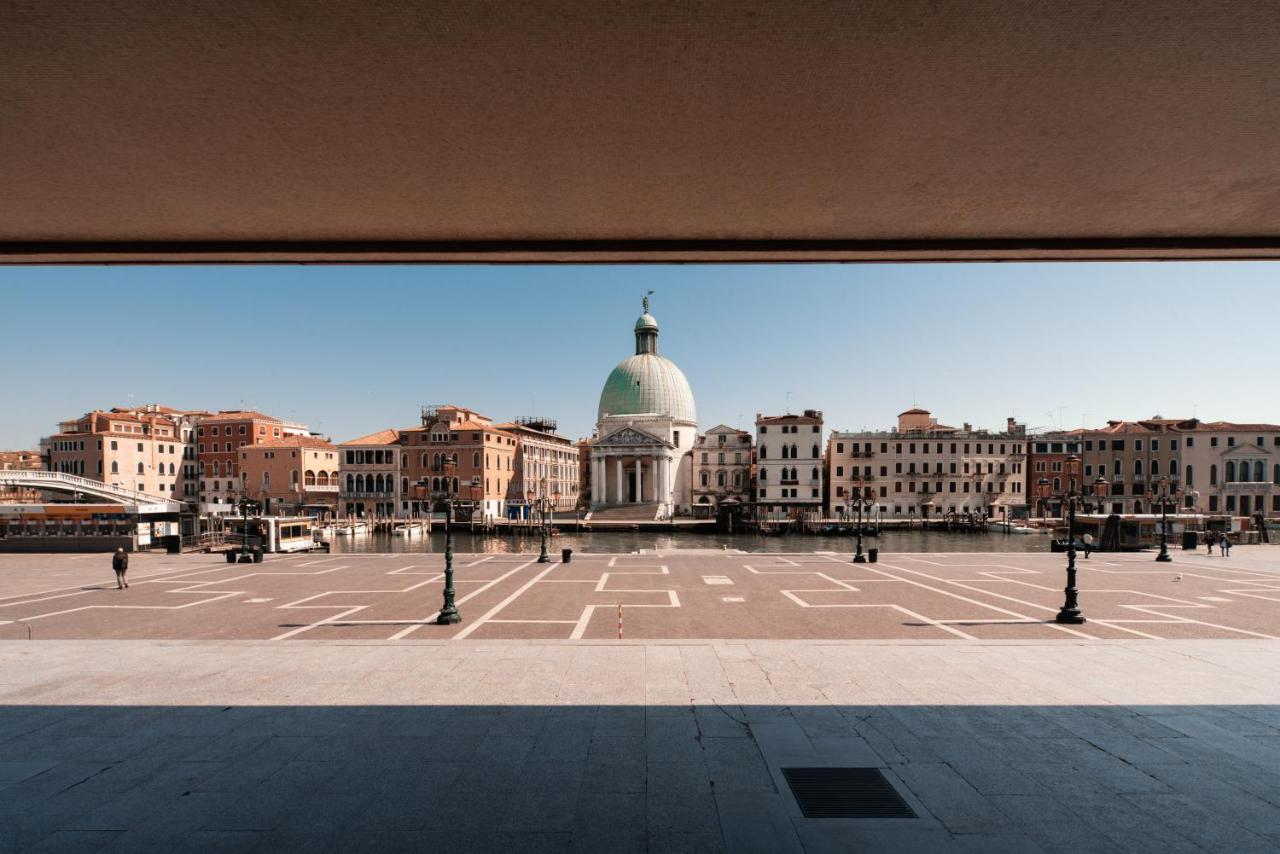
[112,547,129,589]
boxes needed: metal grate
[782,767,917,818]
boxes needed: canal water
[329,528,1055,555]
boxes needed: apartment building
[825,409,1027,520]
[755,410,824,519]
[1181,421,1280,517]
[338,429,405,518]
[401,405,517,520]
[692,425,753,515]
[498,417,580,511]
[238,435,340,515]
[575,437,594,509]
[1078,418,1193,515]
[45,406,197,500]
[1026,431,1085,517]
[196,411,309,510]
[0,450,43,503]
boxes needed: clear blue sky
[0,263,1273,449]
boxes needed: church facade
[591,298,697,519]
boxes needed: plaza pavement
[0,548,1279,852]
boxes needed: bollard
[618,604,623,640]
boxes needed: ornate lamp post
[1055,455,1085,624]
[1092,475,1109,515]
[1154,475,1176,563]
[852,477,867,563]
[435,460,461,625]
[1036,477,1051,521]
[235,491,257,562]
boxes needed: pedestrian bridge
[0,471,181,513]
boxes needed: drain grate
[782,767,917,818]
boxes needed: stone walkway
[2,638,1279,852]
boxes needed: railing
[0,470,176,505]
[302,484,339,493]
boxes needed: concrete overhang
[5,1,1280,264]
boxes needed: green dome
[635,312,659,331]
[598,354,697,424]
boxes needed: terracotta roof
[200,410,280,423]
[899,407,931,416]
[245,435,336,451]
[1195,421,1280,432]
[340,428,401,446]
[756,414,821,424]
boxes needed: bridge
[0,471,182,513]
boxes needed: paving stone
[714,791,802,853]
[648,791,721,835]
[893,762,1006,834]
[647,760,712,793]
[575,791,646,834]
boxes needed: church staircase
[587,503,661,522]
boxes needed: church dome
[597,299,697,424]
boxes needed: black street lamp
[1092,475,1109,516]
[236,492,257,563]
[1154,475,1177,563]
[852,479,867,563]
[1036,477,1051,522]
[1055,455,1086,624]
[435,461,461,625]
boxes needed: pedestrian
[112,547,129,589]
[1204,531,1214,555]
[1221,533,1232,557]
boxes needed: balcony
[302,484,339,493]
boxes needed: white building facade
[591,298,697,519]
[755,410,825,520]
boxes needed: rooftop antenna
[785,391,792,414]
[1192,402,1198,419]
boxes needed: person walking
[1204,531,1215,555]
[112,547,129,589]
[1220,532,1231,557]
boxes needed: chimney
[1007,417,1016,432]
[963,422,972,432]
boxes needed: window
[1210,464,1218,486]
[1227,436,1235,447]
[1185,465,1193,486]
[1226,461,1236,482]
[760,426,767,434]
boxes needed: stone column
[593,457,603,507]
[654,454,664,508]
[635,458,643,503]
[614,457,623,504]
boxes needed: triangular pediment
[595,424,672,448]
[1219,443,1273,459]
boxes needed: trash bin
[225,550,237,564]
[562,548,572,564]
[1181,531,1198,550]
[165,536,181,554]
[252,547,264,564]
[868,547,878,563]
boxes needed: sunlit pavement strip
[1,548,1280,642]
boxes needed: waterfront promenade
[1,548,1279,852]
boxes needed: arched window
[1185,464,1193,486]
[1169,459,1178,478]
[111,461,119,474]
[402,477,409,494]
[137,462,144,474]
[291,469,299,485]
[1210,464,1217,485]
[790,443,798,459]
[812,445,819,458]
[305,470,316,486]
[421,452,428,467]
[432,477,440,491]
[1226,461,1236,482]
[1134,459,1143,477]
[734,472,742,488]
[168,462,175,475]
[1254,461,1265,482]
[1053,477,1061,492]
[811,467,819,481]
[452,477,459,493]
[401,454,408,468]
[1150,459,1159,477]
[1113,459,1121,476]
[473,452,480,468]
[451,453,458,465]
[356,474,365,492]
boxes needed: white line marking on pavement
[452,562,561,640]
[390,558,540,640]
